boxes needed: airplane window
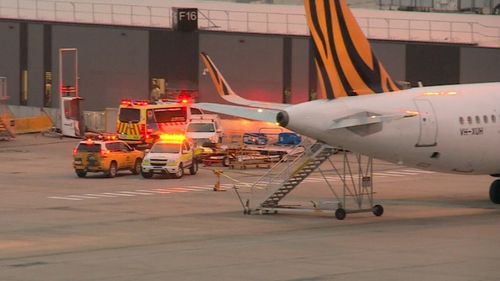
[483,115,488,124]
[467,116,472,124]
[492,115,497,123]
[459,117,464,125]
[475,116,481,124]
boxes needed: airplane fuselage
[198,0,500,204]
[283,83,500,175]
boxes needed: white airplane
[196,0,500,204]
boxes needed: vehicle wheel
[335,208,346,220]
[189,159,198,175]
[75,170,87,178]
[222,156,231,167]
[131,158,142,175]
[372,204,384,217]
[489,180,500,204]
[174,163,184,179]
[141,171,153,179]
[107,161,117,178]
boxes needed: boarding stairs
[260,142,336,208]
[232,137,383,220]
[238,139,336,212]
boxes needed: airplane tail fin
[200,52,289,110]
[305,0,401,99]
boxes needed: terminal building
[0,0,499,113]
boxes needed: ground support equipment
[233,139,383,220]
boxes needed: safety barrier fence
[377,0,500,14]
[15,114,52,134]
[0,0,499,46]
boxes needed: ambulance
[116,98,203,147]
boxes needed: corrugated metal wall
[198,32,283,103]
[0,22,20,106]
[0,20,499,112]
[406,44,460,87]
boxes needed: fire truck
[116,97,203,148]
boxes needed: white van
[186,114,222,146]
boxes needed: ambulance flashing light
[176,89,193,104]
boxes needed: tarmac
[1,134,499,281]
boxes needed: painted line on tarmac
[46,183,240,201]
[303,178,325,183]
[48,196,82,201]
[118,191,154,196]
[101,192,136,197]
[165,186,212,191]
[373,172,404,177]
[221,183,238,188]
[84,193,118,198]
[323,177,340,181]
[150,188,173,194]
[166,188,190,193]
[384,171,420,175]
[188,186,214,190]
[403,169,436,174]
[305,177,341,182]
[65,195,101,199]
[135,189,166,194]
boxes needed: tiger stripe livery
[200,52,231,96]
[200,52,290,110]
[305,0,400,99]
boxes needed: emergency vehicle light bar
[84,132,118,141]
[159,134,186,143]
[120,99,149,106]
[134,100,149,106]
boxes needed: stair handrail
[257,142,338,208]
[248,137,316,192]
[248,147,304,190]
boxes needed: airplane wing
[329,111,418,130]
[200,52,290,111]
[193,103,280,123]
